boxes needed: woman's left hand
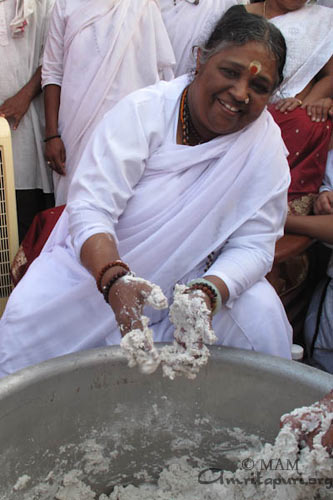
[159,284,217,380]
[170,286,217,350]
[301,97,333,122]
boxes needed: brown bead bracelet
[96,260,130,293]
[189,282,217,311]
[188,278,222,315]
[101,270,128,303]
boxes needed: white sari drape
[0,76,292,377]
[269,4,333,102]
[42,0,175,204]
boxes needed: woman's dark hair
[200,5,286,90]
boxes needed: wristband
[96,260,130,293]
[101,271,128,304]
[44,134,61,143]
[187,278,222,316]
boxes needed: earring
[244,96,250,104]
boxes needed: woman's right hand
[107,274,167,336]
[45,137,66,176]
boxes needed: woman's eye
[251,82,270,94]
[220,68,238,78]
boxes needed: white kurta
[0,76,292,378]
[0,0,54,191]
[42,0,176,205]
[160,0,242,77]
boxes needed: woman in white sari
[0,7,292,378]
[42,0,175,205]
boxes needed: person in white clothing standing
[42,0,175,205]
[160,0,243,77]
[0,0,55,240]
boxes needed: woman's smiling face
[188,41,278,140]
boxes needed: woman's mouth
[217,97,241,114]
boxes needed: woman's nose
[230,79,249,103]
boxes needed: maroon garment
[269,106,332,201]
[11,205,65,285]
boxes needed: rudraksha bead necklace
[180,86,204,146]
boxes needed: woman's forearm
[285,215,333,244]
[303,75,333,102]
[44,84,61,137]
[302,57,333,102]
[80,233,123,284]
[20,66,42,101]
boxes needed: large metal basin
[0,346,332,498]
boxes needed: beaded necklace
[180,86,204,146]
[179,86,216,271]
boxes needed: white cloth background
[0,0,54,191]
[160,0,243,76]
[268,4,333,101]
[317,0,333,7]
[0,76,292,377]
[42,0,175,205]
[9,0,35,36]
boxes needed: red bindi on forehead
[249,60,262,76]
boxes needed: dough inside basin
[0,346,331,498]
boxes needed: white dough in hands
[160,284,217,380]
[120,277,168,374]
[120,317,161,374]
[121,274,168,310]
